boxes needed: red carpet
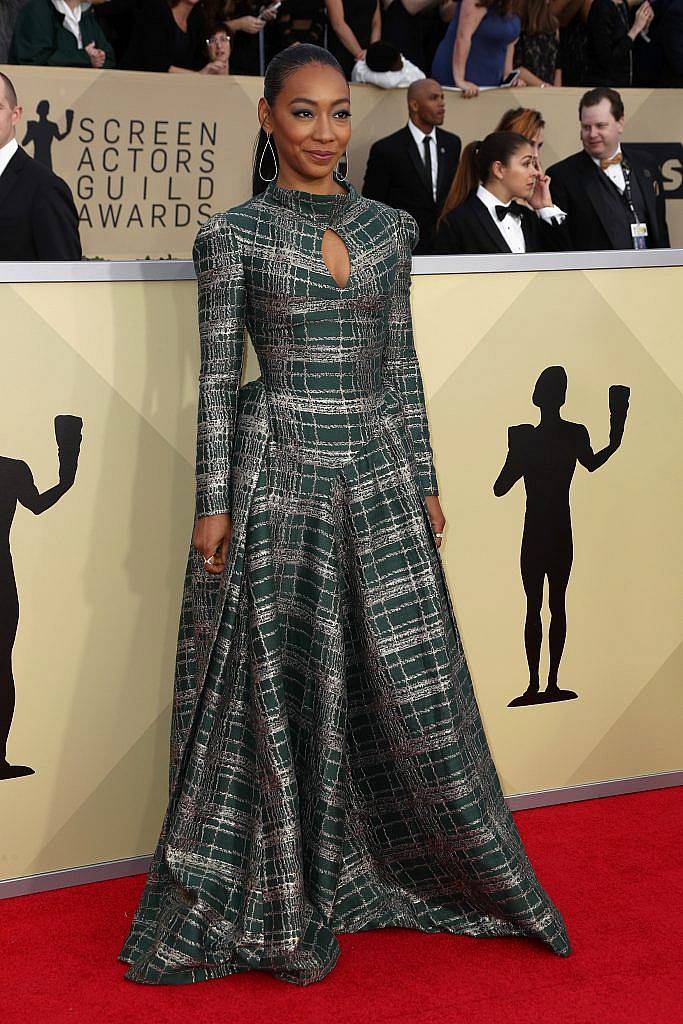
[3,787,681,1024]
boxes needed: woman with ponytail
[432,130,568,254]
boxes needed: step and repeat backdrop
[1,66,683,257]
[0,265,681,884]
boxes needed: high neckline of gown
[264,178,358,225]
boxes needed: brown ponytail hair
[436,131,532,229]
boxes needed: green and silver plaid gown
[119,179,571,985]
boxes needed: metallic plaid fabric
[118,180,571,985]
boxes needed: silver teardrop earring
[334,149,349,182]
[258,132,278,182]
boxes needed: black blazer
[546,147,670,251]
[585,0,634,86]
[658,0,683,86]
[431,192,570,255]
[123,0,207,72]
[0,146,81,261]
[362,124,461,255]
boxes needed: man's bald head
[0,72,18,109]
[0,71,21,150]
[408,79,446,130]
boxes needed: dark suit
[0,146,82,261]
[431,193,570,255]
[657,0,683,85]
[362,124,461,255]
[547,147,670,251]
[585,0,634,86]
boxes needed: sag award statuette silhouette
[0,414,83,780]
[493,367,629,708]
[21,101,74,171]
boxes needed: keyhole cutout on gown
[321,228,351,289]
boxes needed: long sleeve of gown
[192,214,247,519]
[382,208,439,496]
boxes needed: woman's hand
[529,167,553,209]
[628,0,654,39]
[192,513,232,574]
[259,3,280,20]
[200,58,229,74]
[456,78,480,97]
[424,495,446,549]
[85,42,106,68]
[237,15,267,33]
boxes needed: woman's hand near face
[192,513,232,574]
[529,168,553,209]
[201,58,229,74]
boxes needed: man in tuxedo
[362,78,461,255]
[547,87,670,252]
[0,72,81,261]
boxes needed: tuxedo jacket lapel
[471,196,511,253]
[578,151,624,249]
[435,128,449,205]
[402,126,434,204]
[0,148,23,208]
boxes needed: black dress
[381,0,428,73]
[272,0,326,53]
[227,0,273,76]
[514,30,559,83]
[123,0,207,71]
[328,0,377,79]
[558,14,587,85]
[585,0,634,86]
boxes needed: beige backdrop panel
[0,268,681,882]
[2,66,682,257]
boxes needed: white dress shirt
[591,144,626,193]
[476,184,566,254]
[0,137,19,178]
[407,118,438,202]
[51,0,92,49]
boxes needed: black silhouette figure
[494,368,629,707]
[0,415,83,780]
[21,101,74,172]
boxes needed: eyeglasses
[206,33,231,45]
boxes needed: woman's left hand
[424,495,446,549]
[529,169,553,210]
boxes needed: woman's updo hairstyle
[252,44,347,195]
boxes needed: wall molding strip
[1,770,679,900]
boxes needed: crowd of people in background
[0,0,681,87]
[359,80,670,253]
[0,2,676,260]
[0,52,672,261]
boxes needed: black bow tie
[495,201,525,221]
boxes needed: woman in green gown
[119,43,572,985]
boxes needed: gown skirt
[118,184,571,986]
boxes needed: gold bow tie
[600,153,623,171]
